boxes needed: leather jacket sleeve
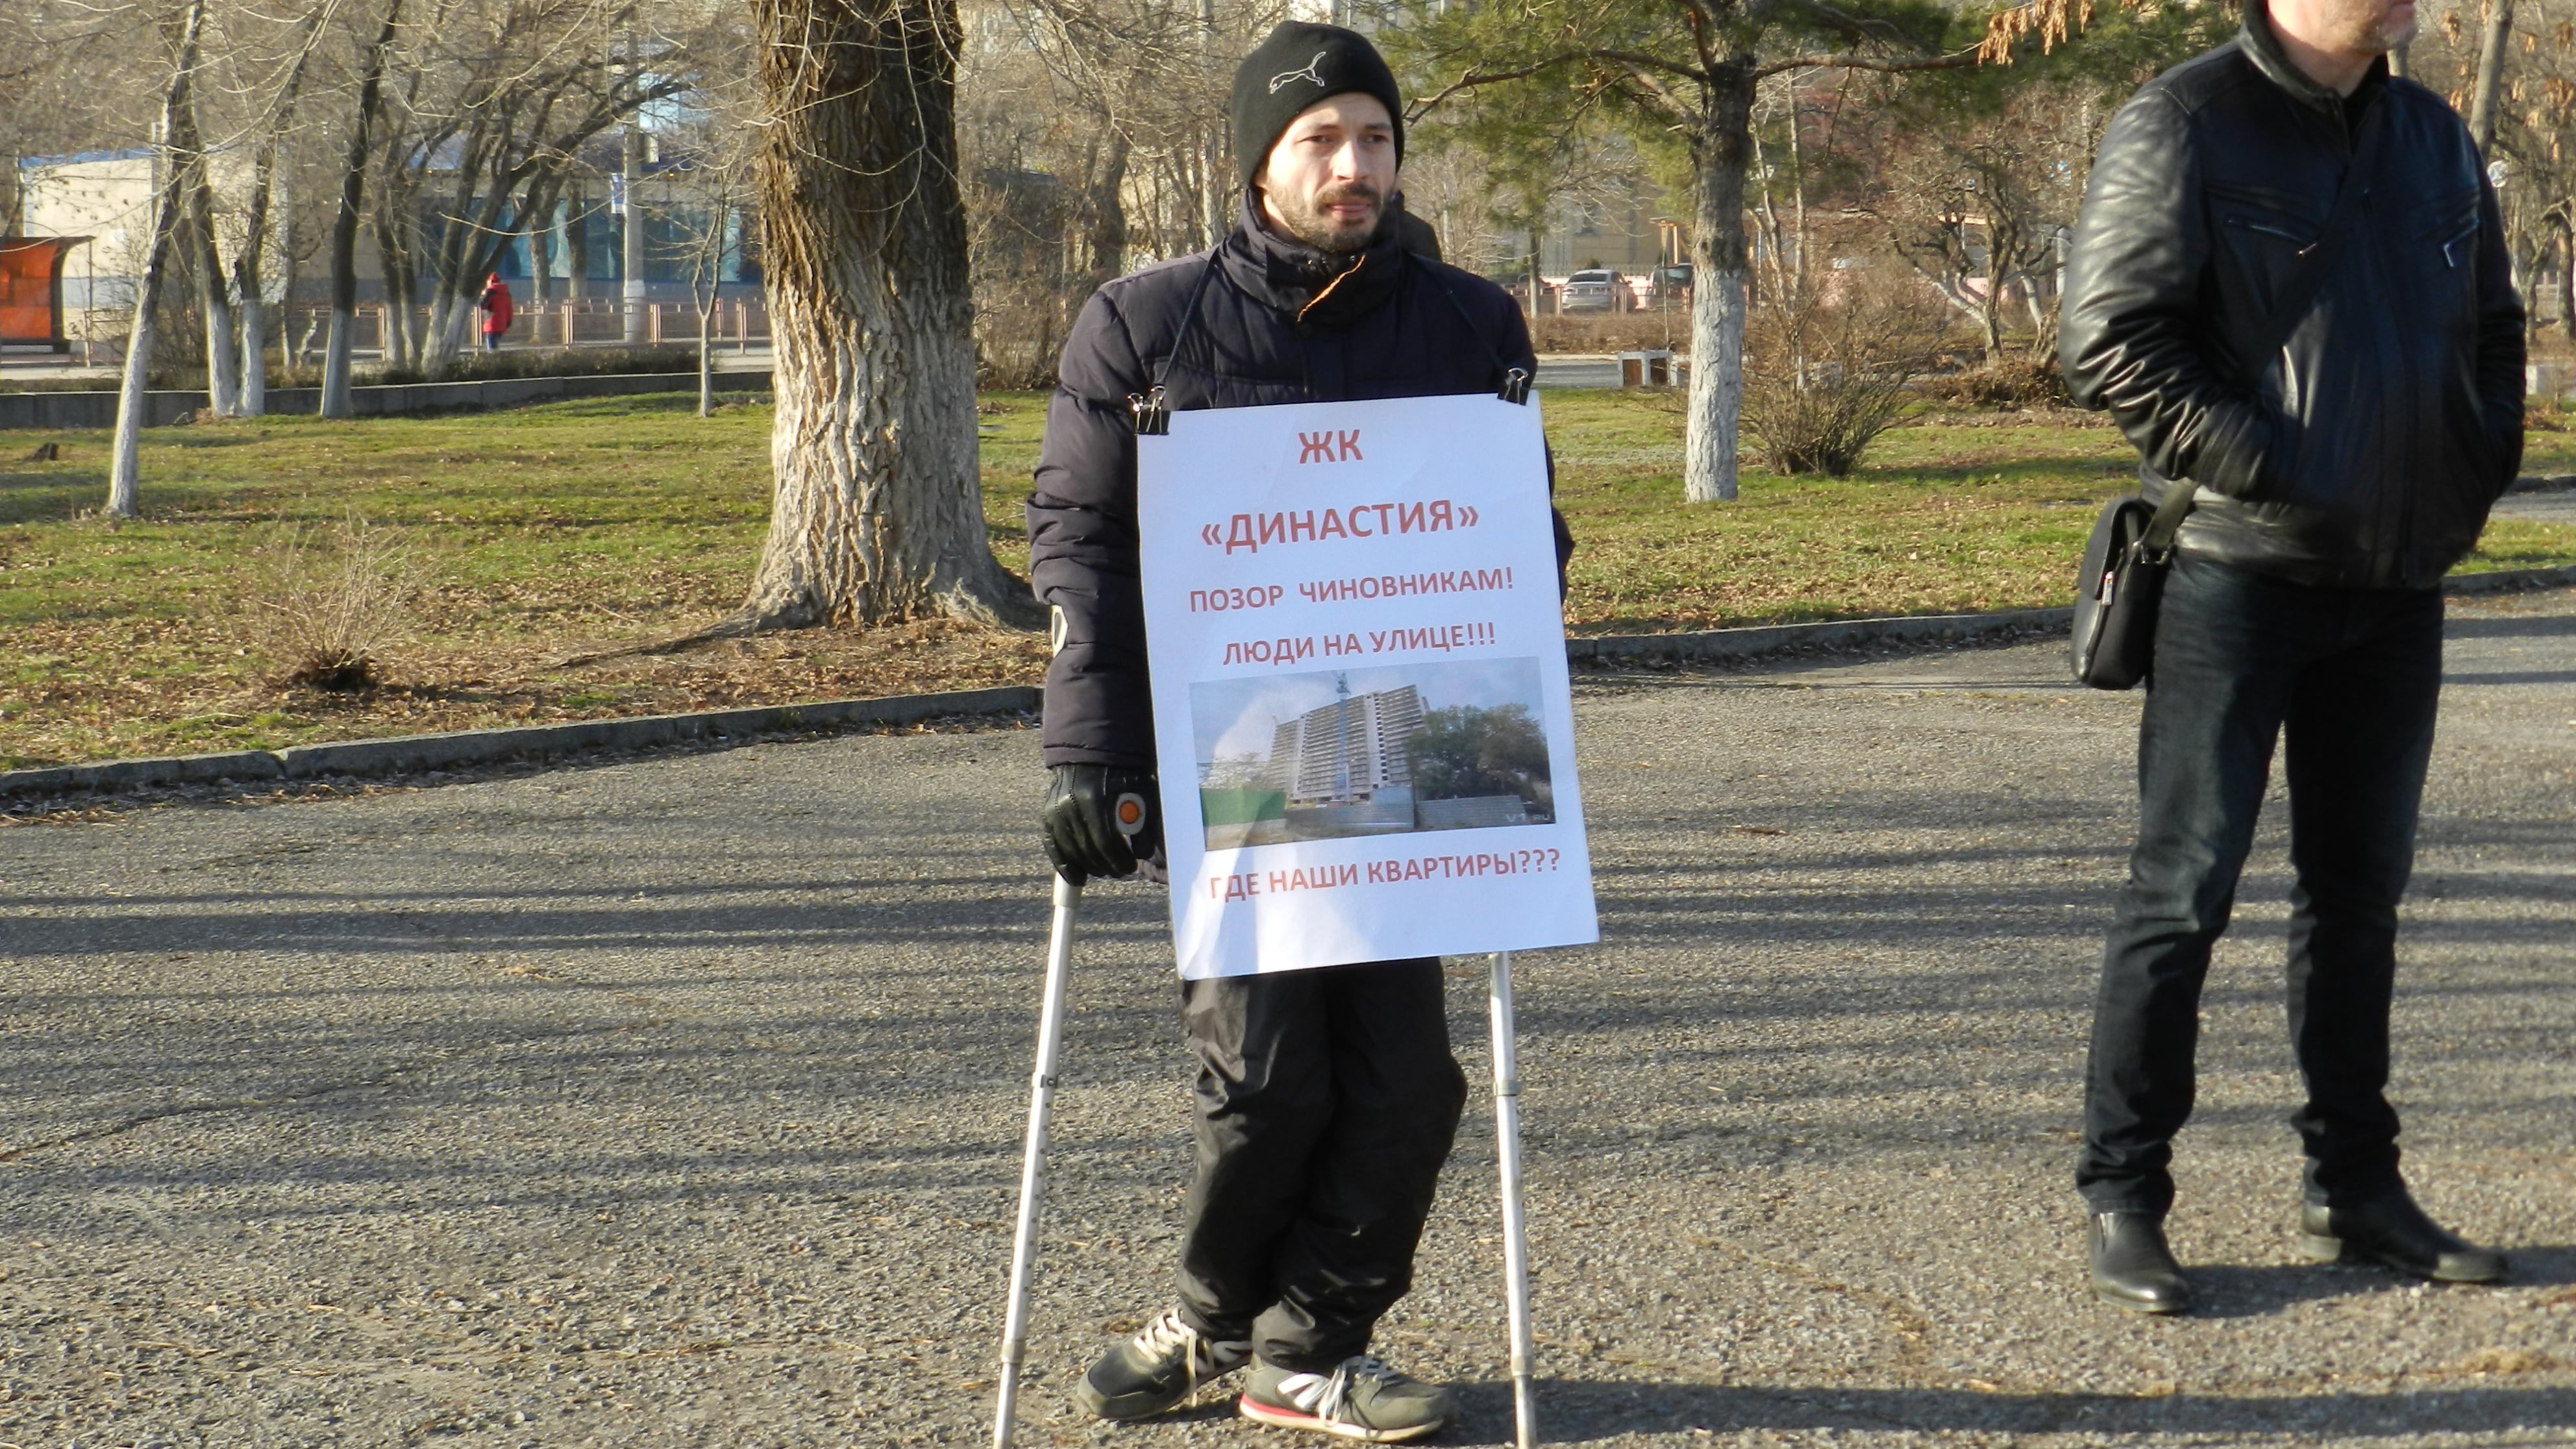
[2471,178,2528,499]
[2060,91,2279,500]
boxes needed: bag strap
[2148,100,2388,555]
[1416,253,1533,404]
[1128,251,1226,436]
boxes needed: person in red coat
[477,275,514,352]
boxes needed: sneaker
[1071,1308,1251,1421]
[1239,1354,1459,1442]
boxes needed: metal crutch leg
[993,872,1082,1449]
[1489,949,1537,1449]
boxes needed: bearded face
[1258,93,1398,255]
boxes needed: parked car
[1489,273,1566,314]
[1642,264,1693,308]
[1559,269,1632,314]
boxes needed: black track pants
[1172,957,1467,1372]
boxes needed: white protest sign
[1137,391,1598,980]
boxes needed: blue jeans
[2078,553,2445,1216]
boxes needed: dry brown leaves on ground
[3,616,1048,769]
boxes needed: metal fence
[276,299,773,359]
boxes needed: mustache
[1314,181,1382,209]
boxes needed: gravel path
[4,590,2571,1448]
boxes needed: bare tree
[395,5,697,372]
[227,10,326,416]
[667,95,758,417]
[1404,0,1966,504]
[110,0,212,519]
[166,23,240,417]
[322,0,405,417]
[1877,97,2086,362]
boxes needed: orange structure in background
[1,238,85,350]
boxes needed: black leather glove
[1041,765,1161,884]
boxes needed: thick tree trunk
[323,0,401,417]
[1685,61,1755,505]
[739,0,1030,628]
[110,0,210,517]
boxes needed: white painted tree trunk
[109,308,161,518]
[421,291,469,374]
[1683,66,1757,506]
[109,0,210,517]
[321,310,356,417]
[239,302,267,415]
[180,124,239,416]
[201,288,240,415]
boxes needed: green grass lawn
[4,388,2571,770]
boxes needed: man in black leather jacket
[2061,0,2520,1314]
[1026,22,1563,1441]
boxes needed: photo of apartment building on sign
[1190,658,1555,850]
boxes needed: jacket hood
[1220,188,1407,333]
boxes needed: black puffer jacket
[1029,195,1568,769]
[2060,8,2525,589]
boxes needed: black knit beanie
[1230,22,1405,189]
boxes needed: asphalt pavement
[3,590,2572,1448]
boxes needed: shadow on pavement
[1445,1376,2576,1443]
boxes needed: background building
[1269,681,1425,805]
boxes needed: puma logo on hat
[1269,50,1329,93]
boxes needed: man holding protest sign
[1026,21,1574,1443]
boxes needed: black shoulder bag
[2070,114,2385,689]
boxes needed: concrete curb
[9,565,2571,802]
[2445,562,2576,593]
[0,685,1037,802]
[1566,565,2576,667]
[1570,606,2075,666]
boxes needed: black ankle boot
[2300,1186,2507,1283]
[2088,1211,2194,1314]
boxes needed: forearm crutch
[993,791,1146,1448]
[992,871,1080,1449]
[1489,949,1537,1449]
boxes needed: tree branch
[1408,56,1587,120]
[1755,49,1980,79]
